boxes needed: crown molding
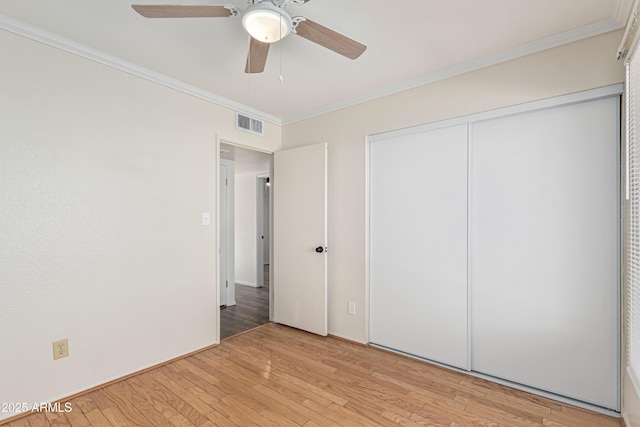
[282,18,623,125]
[0,14,282,126]
[0,13,624,128]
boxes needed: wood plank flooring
[220,265,269,339]
[2,323,623,427]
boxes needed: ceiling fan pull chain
[279,12,284,82]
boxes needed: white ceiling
[0,0,631,124]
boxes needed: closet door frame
[367,83,622,416]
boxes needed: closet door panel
[370,124,468,369]
[470,97,619,409]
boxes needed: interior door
[273,143,328,336]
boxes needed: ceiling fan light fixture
[242,2,292,43]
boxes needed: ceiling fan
[131,0,367,74]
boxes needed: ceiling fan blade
[293,17,366,60]
[245,38,270,74]
[132,5,237,18]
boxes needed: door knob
[315,246,325,253]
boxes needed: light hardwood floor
[2,323,623,427]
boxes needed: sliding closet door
[470,97,619,409]
[370,124,468,369]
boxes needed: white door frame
[219,161,228,307]
[216,139,274,342]
[216,141,327,338]
[219,158,235,307]
[256,174,270,288]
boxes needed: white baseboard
[329,331,367,345]
[236,280,258,288]
[625,368,640,427]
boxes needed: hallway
[220,265,269,339]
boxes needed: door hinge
[226,280,229,288]
[226,178,228,186]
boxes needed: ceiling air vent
[236,112,264,136]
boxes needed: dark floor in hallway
[220,265,269,339]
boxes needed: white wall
[0,28,280,421]
[282,30,625,344]
[231,147,271,287]
[234,173,260,286]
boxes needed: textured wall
[0,27,280,421]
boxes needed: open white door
[273,143,327,336]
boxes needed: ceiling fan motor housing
[242,1,293,43]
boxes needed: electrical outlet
[348,301,356,316]
[53,338,69,360]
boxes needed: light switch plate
[348,301,356,316]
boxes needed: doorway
[219,142,273,339]
[256,175,270,289]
